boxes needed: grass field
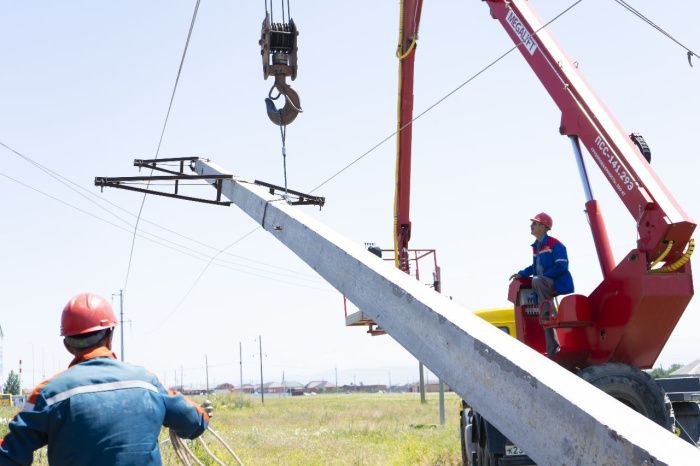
[1,392,463,465]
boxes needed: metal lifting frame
[193,158,699,465]
[94,157,324,208]
[94,157,232,206]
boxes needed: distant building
[672,359,700,375]
[342,384,387,393]
[214,383,235,394]
[231,384,256,395]
[409,382,452,393]
[265,382,287,394]
[285,381,304,391]
[305,380,336,394]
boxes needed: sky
[0,1,698,391]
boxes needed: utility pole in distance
[419,361,426,403]
[112,290,125,361]
[205,354,210,394]
[239,342,243,397]
[259,335,264,404]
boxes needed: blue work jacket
[517,234,575,295]
[0,347,209,466]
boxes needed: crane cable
[278,113,289,197]
[168,427,244,466]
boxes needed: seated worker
[0,292,211,466]
[509,212,574,357]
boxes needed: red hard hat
[61,293,118,337]
[531,212,553,229]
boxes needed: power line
[0,170,331,291]
[308,0,586,193]
[0,141,323,283]
[147,227,259,335]
[611,0,698,66]
[124,0,202,293]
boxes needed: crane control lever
[260,12,302,126]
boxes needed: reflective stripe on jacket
[0,347,208,466]
[517,234,575,295]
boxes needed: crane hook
[265,77,302,126]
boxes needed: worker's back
[2,351,208,466]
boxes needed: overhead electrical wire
[308,0,586,194]
[611,0,697,66]
[147,228,260,335]
[0,141,320,280]
[124,0,202,293]
[0,170,330,291]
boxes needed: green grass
[1,392,462,465]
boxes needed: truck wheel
[475,418,502,466]
[460,402,478,466]
[476,443,500,466]
[460,406,471,465]
[579,363,675,431]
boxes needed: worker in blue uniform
[510,213,574,357]
[0,292,210,465]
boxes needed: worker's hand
[509,273,521,281]
[201,399,214,418]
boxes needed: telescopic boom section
[394,0,424,273]
[484,0,695,263]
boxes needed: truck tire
[475,418,503,466]
[579,363,675,431]
[460,404,475,465]
[477,443,500,466]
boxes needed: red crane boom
[394,0,424,273]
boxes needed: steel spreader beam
[194,159,699,465]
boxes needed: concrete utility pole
[239,341,243,397]
[112,290,125,361]
[438,380,445,426]
[205,354,210,394]
[258,335,264,404]
[418,362,426,403]
[192,159,700,465]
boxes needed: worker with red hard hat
[0,292,210,465]
[509,213,574,357]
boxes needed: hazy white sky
[1,1,698,390]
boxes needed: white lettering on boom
[506,10,538,56]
